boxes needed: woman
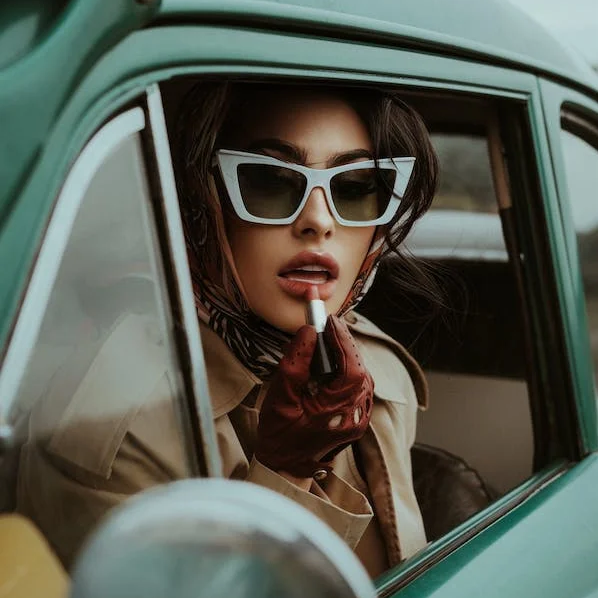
[16,80,438,577]
[174,81,438,576]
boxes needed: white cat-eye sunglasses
[212,149,416,227]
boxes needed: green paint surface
[1,3,598,597]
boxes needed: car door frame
[539,78,598,451]
[2,20,597,597]
[0,86,222,479]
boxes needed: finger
[279,325,317,385]
[323,316,365,385]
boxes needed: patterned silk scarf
[186,180,386,379]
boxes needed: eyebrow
[245,139,307,164]
[328,149,373,167]
[245,138,373,167]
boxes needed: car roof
[160,0,598,90]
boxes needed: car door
[540,78,598,406]
[2,4,598,596]
[80,28,594,594]
[0,86,221,571]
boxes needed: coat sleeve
[15,314,189,570]
[214,411,374,549]
[16,384,187,569]
[17,428,153,569]
[247,458,373,549]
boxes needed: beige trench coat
[16,310,428,576]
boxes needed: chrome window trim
[0,109,145,423]
[146,84,223,477]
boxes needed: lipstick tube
[305,288,335,380]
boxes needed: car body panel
[0,0,158,218]
[539,79,598,452]
[159,0,598,90]
[522,83,598,454]
[2,1,598,596]
[0,0,69,69]
[389,455,598,598]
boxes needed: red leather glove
[255,315,374,479]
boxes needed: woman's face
[223,90,376,334]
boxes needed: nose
[292,186,335,239]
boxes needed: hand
[255,315,374,479]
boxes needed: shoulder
[198,321,261,418]
[345,311,428,410]
[28,313,172,480]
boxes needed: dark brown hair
[173,80,439,258]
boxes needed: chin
[256,305,305,335]
[257,292,343,335]
[274,316,305,335]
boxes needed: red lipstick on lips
[277,251,339,301]
[305,285,335,380]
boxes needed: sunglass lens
[237,164,307,219]
[330,168,397,222]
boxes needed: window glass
[560,124,598,374]
[413,131,531,503]
[407,133,506,262]
[3,115,192,570]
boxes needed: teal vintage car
[1,0,598,596]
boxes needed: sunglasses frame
[212,149,416,227]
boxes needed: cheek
[225,209,259,263]
[344,227,376,272]
[228,226,259,274]
[226,221,279,295]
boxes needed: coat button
[313,469,329,482]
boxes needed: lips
[279,252,339,281]
[277,251,339,300]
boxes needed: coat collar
[199,322,261,419]
[345,312,428,410]
[199,311,428,418]
[199,315,428,565]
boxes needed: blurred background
[509,0,598,69]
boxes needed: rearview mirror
[70,479,376,598]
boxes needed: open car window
[1,0,598,594]
[360,98,534,509]
[164,79,544,564]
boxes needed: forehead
[231,88,374,159]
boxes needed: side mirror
[70,479,376,598]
